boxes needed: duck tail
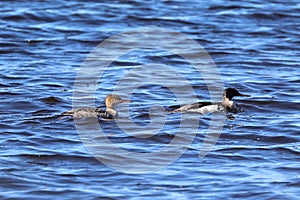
[61,111,73,116]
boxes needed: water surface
[0,0,299,199]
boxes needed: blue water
[1,0,300,199]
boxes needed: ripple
[0,0,299,199]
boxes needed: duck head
[104,94,131,117]
[222,88,250,108]
[105,94,131,108]
[224,88,250,100]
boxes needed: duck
[170,88,250,114]
[62,94,131,119]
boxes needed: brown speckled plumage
[62,94,130,119]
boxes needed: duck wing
[62,107,110,118]
[95,108,114,119]
[62,107,96,115]
[170,102,212,113]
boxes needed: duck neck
[222,96,234,108]
[106,107,118,117]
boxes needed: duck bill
[238,93,250,97]
[119,99,132,104]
